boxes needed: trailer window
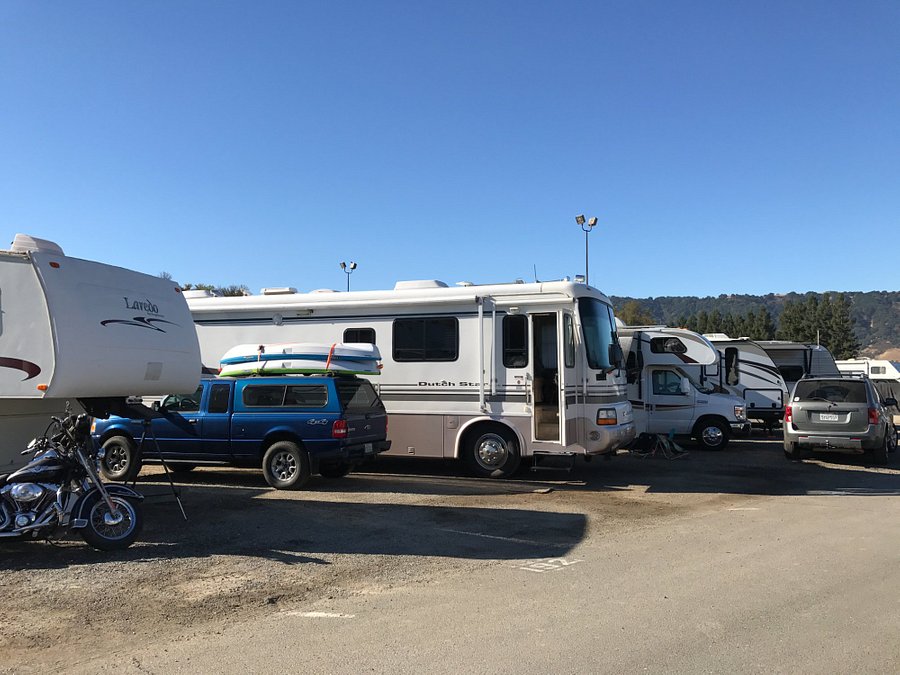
[343,327,376,345]
[577,298,618,371]
[724,348,740,386]
[392,317,459,362]
[564,314,575,368]
[502,315,528,368]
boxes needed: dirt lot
[2,434,897,673]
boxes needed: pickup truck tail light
[868,407,879,425]
[332,419,348,439]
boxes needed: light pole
[575,214,598,285]
[339,261,357,292]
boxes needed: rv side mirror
[680,377,691,395]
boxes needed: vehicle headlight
[734,406,746,421]
[596,408,617,426]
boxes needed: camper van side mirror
[680,377,691,395]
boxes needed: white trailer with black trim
[836,358,900,424]
[618,326,749,450]
[0,234,201,470]
[186,279,636,478]
[755,340,841,392]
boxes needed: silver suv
[784,376,898,464]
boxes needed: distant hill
[609,291,900,358]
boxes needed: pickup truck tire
[262,441,311,490]
[463,425,521,479]
[99,435,142,482]
[319,462,353,479]
[692,419,730,451]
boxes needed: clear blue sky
[2,1,898,298]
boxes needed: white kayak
[219,342,382,377]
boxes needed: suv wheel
[784,442,802,461]
[872,435,890,466]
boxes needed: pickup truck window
[243,385,286,407]
[336,379,382,411]
[285,385,328,407]
[161,385,204,412]
[242,384,329,408]
[209,384,230,413]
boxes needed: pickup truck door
[200,382,232,458]
[153,384,206,456]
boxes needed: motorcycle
[0,412,144,551]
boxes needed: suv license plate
[818,413,839,422]
[364,443,373,454]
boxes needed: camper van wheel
[99,436,143,482]
[692,419,729,451]
[262,441,311,490]
[463,426,521,479]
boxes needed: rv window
[343,327,376,345]
[208,384,230,413]
[724,348,740,386]
[650,337,687,354]
[564,314,575,368]
[392,317,459,362]
[871,366,885,375]
[502,315,528,368]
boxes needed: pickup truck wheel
[692,419,730,451]
[319,462,353,479]
[464,426,521,478]
[99,436,142,482]
[262,441,310,490]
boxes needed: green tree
[827,293,860,359]
[616,300,655,326]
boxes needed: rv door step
[530,452,576,472]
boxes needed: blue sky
[2,1,898,298]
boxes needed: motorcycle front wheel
[79,492,143,551]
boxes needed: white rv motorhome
[0,234,202,470]
[836,358,900,424]
[755,340,840,392]
[702,334,789,427]
[618,326,749,449]
[186,279,636,478]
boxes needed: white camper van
[186,279,636,477]
[618,326,749,450]
[702,334,790,427]
[0,234,201,470]
[755,340,840,392]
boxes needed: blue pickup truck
[91,375,391,489]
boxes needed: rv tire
[262,441,311,490]
[692,419,730,451]
[463,425,521,479]
[99,435,143,482]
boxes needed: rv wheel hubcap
[702,426,724,446]
[271,451,297,480]
[476,434,508,469]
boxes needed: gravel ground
[2,435,896,673]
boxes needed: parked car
[783,375,897,464]
[91,375,391,489]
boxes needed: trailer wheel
[99,435,142,482]
[463,425,521,479]
[262,441,310,490]
[692,419,730,451]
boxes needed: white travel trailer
[701,334,789,427]
[836,358,900,424]
[755,340,840,392]
[186,279,636,478]
[618,326,749,449]
[0,234,201,470]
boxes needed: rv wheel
[464,426,521,479]
[99,436,142,482]
[692,419,730,451]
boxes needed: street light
[339,261,357,292]
[575,215,598,285]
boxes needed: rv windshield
[577,298,619,372]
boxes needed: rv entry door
[531,313,561,443]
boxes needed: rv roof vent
[310,288,339,293]
[261,287,298,295]
[182,289,223,299]
[393,280,449,290]
[10,234,65,256]
[455,281,474,287]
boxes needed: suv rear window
[336,379,383,412]
[794,380,868,403]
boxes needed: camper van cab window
[344,327,376,344]
[502,315,528,368]
[392,317,459,362]
[577,298,617,371]
[652,370,685,396]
